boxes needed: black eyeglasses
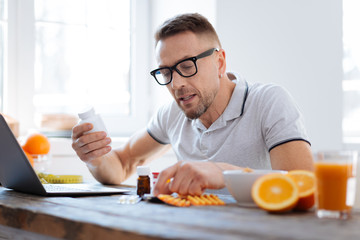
[150,48,219,86]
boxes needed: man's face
[155,32,220,119]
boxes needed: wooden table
[0,186,359,240]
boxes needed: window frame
[4,0,151,136]
[342,0,360,149]
[0,0,8,113]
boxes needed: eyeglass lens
[155,59,197,85]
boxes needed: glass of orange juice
[314,151,358,219]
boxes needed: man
[71,13,313,196]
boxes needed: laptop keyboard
[43,184,91,192]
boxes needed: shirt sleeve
[259,84,310,151]
[146,102,172,145]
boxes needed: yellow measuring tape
[38,173,83,184]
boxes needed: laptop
[0,114,130,196]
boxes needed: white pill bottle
[78,107,108,135]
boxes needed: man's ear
[217,49,226,78]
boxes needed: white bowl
[223,169,287,206]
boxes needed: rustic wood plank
[0,224,60,240]
[0,187,359,239]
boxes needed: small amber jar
[137,166,150,196]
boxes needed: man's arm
[269,140,314,171]
[153,140,314,196]
[72,123,169,185]
[153,161,246,196]
[107,129,171,184]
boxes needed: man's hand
[71,123,112,165]
[153,161,225,196]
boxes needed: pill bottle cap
[137,166,150,176]
[152,172,160,178]
[78,107,95,119]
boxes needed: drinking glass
[314,151,358,219]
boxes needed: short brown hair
[154,13,221,47]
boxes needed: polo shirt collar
[223,72,249,119]
[194,72,249,131]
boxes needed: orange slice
[287,170,315,211]
[251,173,299,213]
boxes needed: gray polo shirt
[147,72,310,169]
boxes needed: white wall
[216,0,343,151]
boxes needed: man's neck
[199,75,236,128]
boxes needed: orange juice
[315,162,353,211]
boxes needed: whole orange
[22,133,50,155]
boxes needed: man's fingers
[71,123,110,163]
[170,161,201,195]
[188,180,204,196]
[176,177,193,196]
[79,146,112,162]
[170,163,193,195]
[71,123,93,140]
[78,137,111,154]
[73,132,107,150]
[154,181,172,195]
[154,161,225,196]
[153,162,181,196]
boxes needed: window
[5,0,150,136]
[0,0,7,112]
[34,0,131,120]
[343,0,360,143]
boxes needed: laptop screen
[0,115,48,195]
